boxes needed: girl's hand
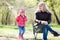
[41,21,48,25]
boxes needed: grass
[0,24,60,30]
[0,24,60,40]
[0,24,33,30]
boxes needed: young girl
[35,2,60,40]
[16,9,27,40]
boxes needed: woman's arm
[35,12,41,23]
[42,13,51,25]
[47,13,51,24]
[41,13,51,25]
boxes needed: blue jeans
[18,26,25,36]
[43,25,58,40]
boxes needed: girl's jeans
[18,26,25,36]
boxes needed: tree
[49,0,60,24]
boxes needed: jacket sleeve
[47,13,51,24]
[35,12,40,23]
[25,16,27,21]
[36,12,39,20]
[16,16,19,22]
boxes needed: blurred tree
[47,0,60,24]
[0,0,60,25]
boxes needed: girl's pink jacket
[16,15,27,26]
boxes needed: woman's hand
[35,19,40,23]
[41,21,48,25]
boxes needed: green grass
[0,24,33,30]
[50,24,60,28]
[0,24,60,40]
[0,24,60,30]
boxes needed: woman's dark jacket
[35,11,51,24]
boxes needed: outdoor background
[0,0,60,40]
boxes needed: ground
[0,25,60,40]
[0,27,60,40]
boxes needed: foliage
[0,0,60,25]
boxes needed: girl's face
[39,5,44,12]
[19,9,25,16]
[20,12,25,16]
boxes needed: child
[16,9,27,40]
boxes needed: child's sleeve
[25,16,27,21]
[16,16,19,22]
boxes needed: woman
[35,2,60,40]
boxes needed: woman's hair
[35,2,52,13]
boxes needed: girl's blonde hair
[35,2,51,13]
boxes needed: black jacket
[36,11,51,24]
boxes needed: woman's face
[39,5,44,11]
